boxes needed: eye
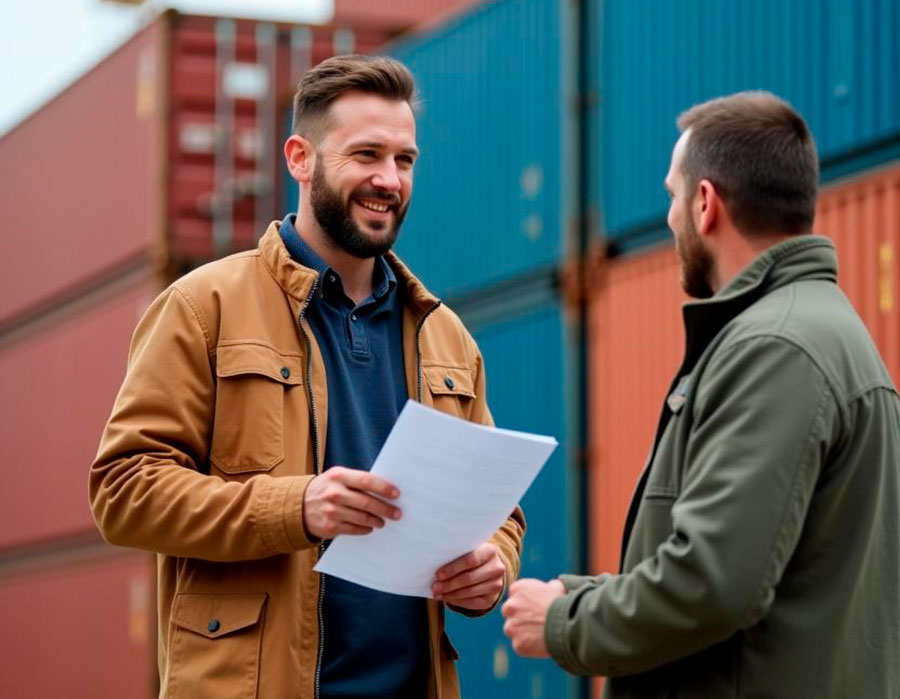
[356,150,377,160]
[397,155,415,169]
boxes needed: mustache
[352,189,402,207]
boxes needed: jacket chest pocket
[210,343,303,475]
[422,364,475,418]
[167,593,267,699]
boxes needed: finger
[437,579,503,604]
[331,468,399,499]
[331,504,386,531]
[435,558,504,594]
[436,543,495,581]
[337,489,402,521]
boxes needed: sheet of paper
[314,399,557,597]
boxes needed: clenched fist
[303,466,401,540]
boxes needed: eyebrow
[348,140,420,158]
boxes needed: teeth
[357,199,390,213]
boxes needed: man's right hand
[302,466,401,540]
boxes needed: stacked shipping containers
[0,6,434,696]
[3,0,898,694]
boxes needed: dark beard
[677,215,715,299]
[310,159,408,259]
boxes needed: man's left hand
[433,543,505,610]
[501,578,566,658]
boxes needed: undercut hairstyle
[291,54,417,144]
[677,91,819,236]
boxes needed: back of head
[291,54,417,144]
[678,91,819,236]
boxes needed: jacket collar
[258,221,441,318]
[680,235,837,371]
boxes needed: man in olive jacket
[503,91,900,697]
[90,55,524,699]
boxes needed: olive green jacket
[546,236,900,698]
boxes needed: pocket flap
[171,593,267,638]
[423,366,475,398]
[216,343,303,385]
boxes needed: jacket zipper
[297,281,325,699]
[414,300,442,698]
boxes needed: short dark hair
[677,91,819,236]
[291,54,417,143]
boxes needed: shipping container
[590,0,900,248]
[445,288,585,698]
[380,0,579,300]
[0,551,155,699]
[0,276,156,552]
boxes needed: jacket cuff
[545,593,586,675]
[254,475,317,553]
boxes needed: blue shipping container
[386,0,579,299]
[593,0,900,243]
[445,296,584,699]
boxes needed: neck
[296,207,376,305]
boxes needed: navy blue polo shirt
[280,216,429,698]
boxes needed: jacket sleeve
[545,335,840,675]
[452,349,526,617]
[89,285,318,562]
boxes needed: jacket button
[208,619,220,633]
[280,367,291,380]
[444,376,455,390]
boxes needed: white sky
[0,0,333,137]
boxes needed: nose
[371,160,402,193]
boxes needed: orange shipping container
[587,161,900,629]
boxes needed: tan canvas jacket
[90,222,525,699]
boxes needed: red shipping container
[0,277,156,551]
[0,21,166,325]
[0,551,155,699]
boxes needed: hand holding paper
[314,400,557,598]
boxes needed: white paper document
[314,400,557,597]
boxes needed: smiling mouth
[355,198,394,214]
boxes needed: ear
[695,178,722,237]
[284,135,315,185]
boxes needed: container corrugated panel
[596,0,900,243]
[0,277,156,551]
[385,0,577,299]
[0,20,166,325]
[587,163,900,585]
[588,246,685,577]
[815,164,900,382]
[0,552,155,699]
[445,299,583,699]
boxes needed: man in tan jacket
[90,55,524,699]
